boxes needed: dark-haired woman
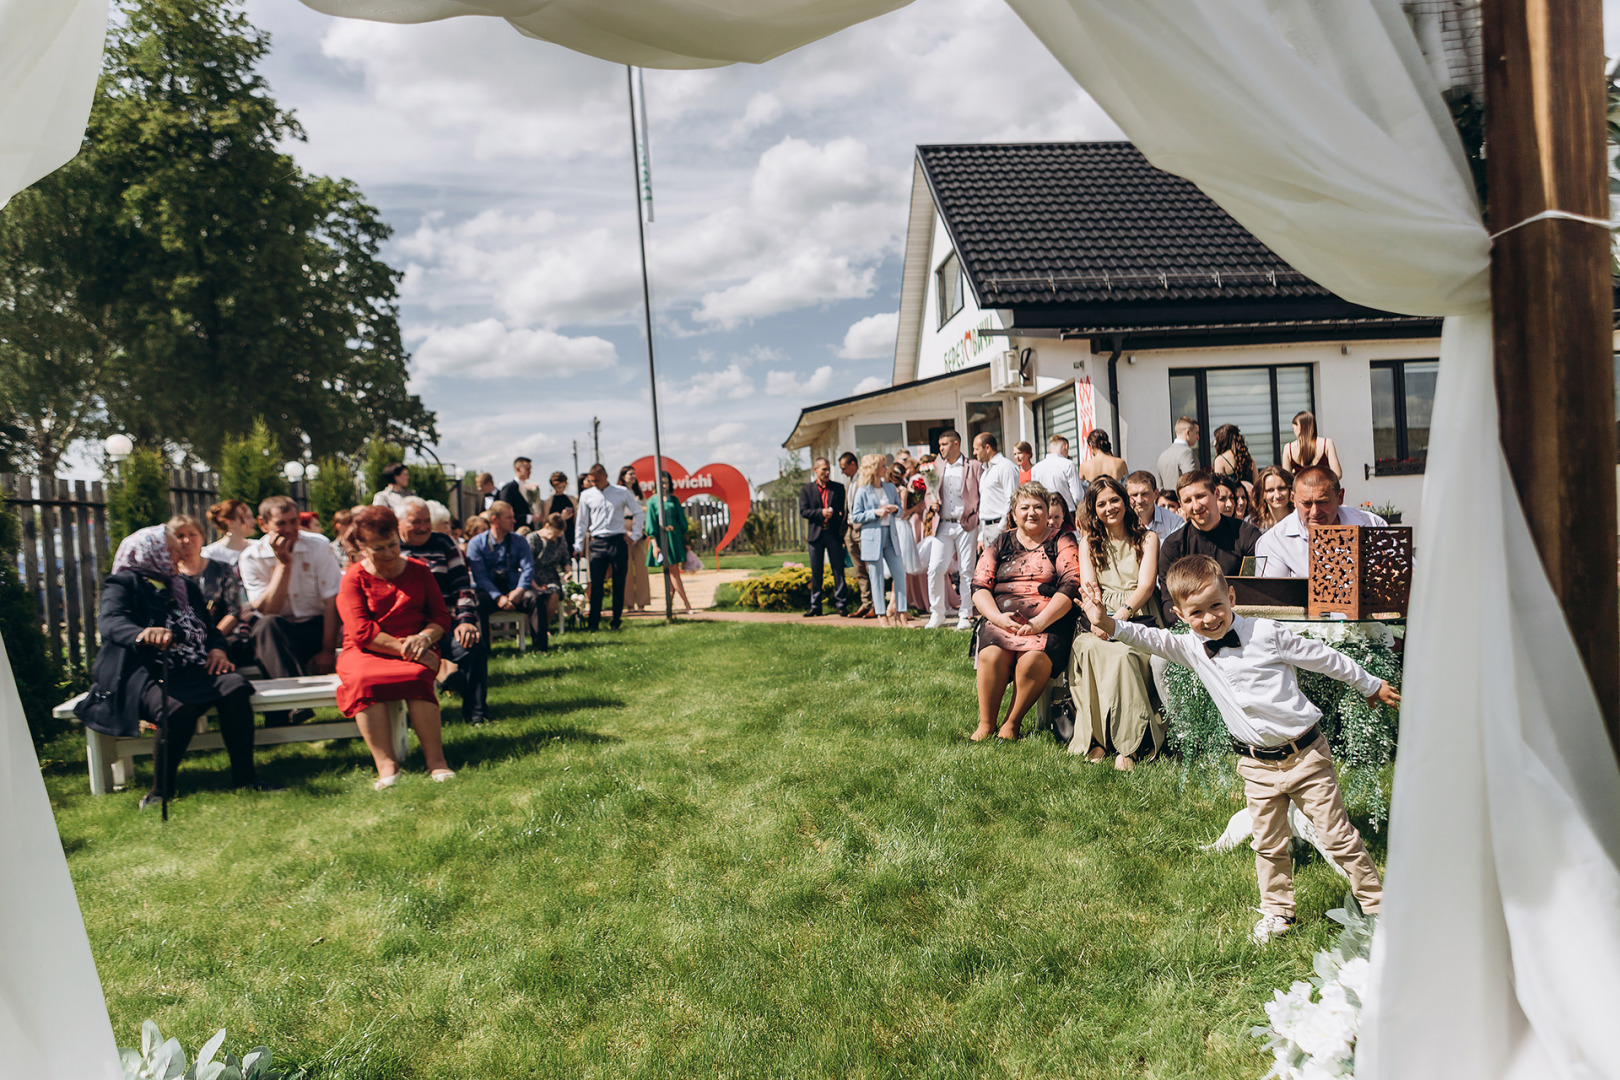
[336,505,455,789]
[1070,476,1161,770]
[1212,424,1258,488]
[545,471,578,552]
[1079,429,1128,484]
[1213,474,1241,520]
[644,472,694,614]
[76,525,259,808]
[371,462,413,512]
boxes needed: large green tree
[0,0,435,471]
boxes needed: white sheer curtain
[3,0,1619,1077]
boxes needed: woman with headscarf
[76,525,259,809]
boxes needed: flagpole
[627,65,674,624]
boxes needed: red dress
[335,559,453,716]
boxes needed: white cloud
[838,311,899,360]
[411,318,618,380]
[695,249,877,329]
[851,376,889,395]
[664,363,756,407]
[707,421,749,444]
[765,365,834,397]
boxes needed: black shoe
[835,606,850,617]
[609,621,622,630]
[138,792,165,811]
[243,780,286,793]
[804,608,823,618]
[288,708,315,725]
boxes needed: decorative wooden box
[1307,524,1414,619]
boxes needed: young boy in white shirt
[1079,554,1402,944]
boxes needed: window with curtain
[1370,358,1438,474]
[1034,386,1077,450]
[936,251,964,328]
[1166,364,1315,467]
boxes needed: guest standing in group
[972,432,1021,549]
[799,457,851,617]
[838,452,874,617]
[1125,470,1185,542]
[371,463,413,512]
[1078,429,1128,484]
[467,500,546,652]
[926,430,981,630]
[1212,424,1258,488]
[496,457,538,528]
[969,482,1081,742]
[850,453,909,628]
[78,525,261,807]
[1013,441,1035,484]
[398,498,484,723]
[545,471,578,552]
[476,472,497,512]
[336,506,455,790]
[1156,417,1201,491]
[1031,434,1085,511]
[202,499,255,564]
[618,465,653,614]
[170,514,256,668]
[329,507,355,571]
[528,512,574,626]
[1281,410,1343,479]
[1255,465,1295,532]
[901,459,933,615]
[645,472,695,615]
[240,495,341,726]
[1256,466,1386,578]
[576,464,644,631]
[1070,478,1162,770]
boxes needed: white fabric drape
[4,0,1619,1077]
[0,0,107,209]
[293,0,913,68]
[0,634,122,1080]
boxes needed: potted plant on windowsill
[1362,500,1402,524]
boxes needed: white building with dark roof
[785,142,1449,523]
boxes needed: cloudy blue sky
[231,0,1122,487]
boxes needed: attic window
[937,252,965,328]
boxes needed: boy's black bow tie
[1204,629,1243,657]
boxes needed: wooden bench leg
[86,729,117,795]
[388,701,409,764]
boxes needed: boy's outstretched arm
[1276,626,1398,709]
[1366,681,1401,709]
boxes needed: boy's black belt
[1232,725,1321,761]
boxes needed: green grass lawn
[43,622,1384,1079]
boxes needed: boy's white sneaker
[1251,911,1294,945]
[925,614,947,629]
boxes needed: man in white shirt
[1030,434,1085,511]
[574,463,645,630]
[240,494,341,724]
[1126,470,1185,541]
[1256,466,1387,577]
[971,432,1020,547]
[1156,416,1201,491]
[926,430,982,630]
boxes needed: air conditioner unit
[990,348,1037,394]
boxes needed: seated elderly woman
[969,481,1082,742]
[77,525,259,809]
[169,513,256,668]
[336,505,456,789]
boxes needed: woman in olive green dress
[645,471,693,614]
[1069,476,1163,770]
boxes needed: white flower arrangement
[1292,620,1400,649]
[1253,902,1376,1080]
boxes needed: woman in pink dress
[337,505,456,789]
[968,481,1082,742]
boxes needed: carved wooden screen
[1308,524,1414,619]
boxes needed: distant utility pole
[572,440,580,482]
[591,417,601,467]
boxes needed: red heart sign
[628,456,753,554]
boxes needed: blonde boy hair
[1164,554,1227,606]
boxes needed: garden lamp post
[104,434,133,465]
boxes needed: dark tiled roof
[917,142,1335,310]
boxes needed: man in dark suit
[799,456,851,617]
[495,457,535,528]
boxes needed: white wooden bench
[54,674,411,795]
[487,601,567,653]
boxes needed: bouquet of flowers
[1252,901,1375,1079]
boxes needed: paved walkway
[608,564,941,628]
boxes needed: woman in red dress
[968,481,1082,742]
[337,505,456,789]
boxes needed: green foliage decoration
[107,447,172,547]
[732,566,859,612]
[120,1019,287,1080]
[215,419,287,512]
[741,507,780,556]
[1160,625,1402,823]
[308,455,359,537]
[0,505,64,747]
[410,461,450,507]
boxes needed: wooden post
[1484,0,1619,750]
